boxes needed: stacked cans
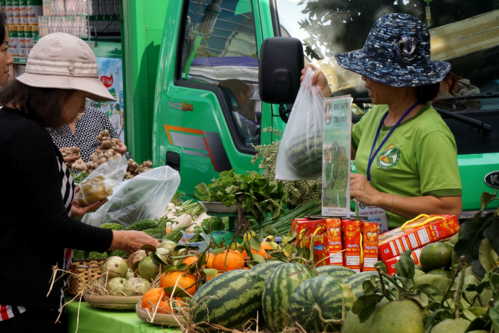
[1,0,40,58]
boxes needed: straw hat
[335,13,451,87]
[17,33,115,101]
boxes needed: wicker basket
[68,259,105,295]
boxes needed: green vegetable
[107,250,127,257]
[194,169,288,224]
[70,171,89,187]
[100,223,124,230]
[125,220,157,231]
[72,249,86,260]
[87,251,109,259]
[165,226,188,243]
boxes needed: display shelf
[13,57,28,64]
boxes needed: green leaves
[352,294,379,323]
[395,250,415,282]
[193,169,287,224]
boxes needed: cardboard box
[322,218,343,266]
[361,222,379,272]
[385,247,423,275]
[341,219,362,273]
[378,215,459,262]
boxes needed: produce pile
[71,129,152,178]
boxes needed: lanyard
[367,102,419,181]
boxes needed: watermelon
[342,271,377,298]
[190,270,264,331]
[251,260,284,281]
[262,263,315,333]
[289,276,356,333]
[316,265,355,280]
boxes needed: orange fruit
[182,256,198,267]
[242,243,274,259]
[212,250,245,272]
[165,227,173,235]
[206,253,215,268]
[160,271,197,296]
[142,288,167,311]
[157,297,183,314]
[207,272,222,281]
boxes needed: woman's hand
[70,186,108,217]
[112,139,128,155]
[300,64,332,98]
[60,147,80,168]
[109,230,159,254]
[350,173,381,207]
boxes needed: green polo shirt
[352,103,462,227]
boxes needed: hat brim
[16,73,116,102]
[334,50,451,87]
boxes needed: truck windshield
[275,0,499,113]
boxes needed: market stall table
[67,300,181,333]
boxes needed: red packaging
[322,218,343,266]
[361,222,379,272]
[341,219,362,273]
[292,218,327,266]
[378,215,459,262]
[385,247,423,275]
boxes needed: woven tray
[68,259,105,295]
[136,302,187,326]
[83,291,142,310]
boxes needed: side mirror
[258,37,304,123]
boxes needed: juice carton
[323,218,343,266]
[378,215,459,262]
[385,247,423,275]
[291,218,327,266]
[361,222,379,272]
[341,219,362,273]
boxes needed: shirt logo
[377,145,400,170]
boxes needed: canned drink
[9,25,18,48]
[19,0,27,13]
[18,47,26,57]
[17,25,25,48]
[26,47,32,56]
[27,0,41,25]
[0,0,6,13]
[24,25,32,47]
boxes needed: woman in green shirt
[303,13,462,227]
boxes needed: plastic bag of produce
[275,67,324,180]
[73,156,128,206]
[82,166,181,228]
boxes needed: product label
[361,222,379,272]
[324,218,343,266]
[341,219,361,271]
[357,204,388,233]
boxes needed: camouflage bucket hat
[334,13,451,87]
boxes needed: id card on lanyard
[357,102,419,232]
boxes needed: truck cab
[152,0,499,215]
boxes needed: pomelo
[368,300,428,333]
[430,318,470,333]
[420,242,453,272]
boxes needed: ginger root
[61,146,81,158]
[72,158,87,172]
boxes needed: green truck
[125,0,499,217]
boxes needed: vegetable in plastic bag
[275,68,324,180]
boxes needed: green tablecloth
[67,301,181,333]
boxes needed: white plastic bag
[275,68,324,180]
[82,166,181,228]
[73,156,128,206]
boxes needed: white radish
[186,212,210,233]
[171,214,193,230]
[162,202,176,217]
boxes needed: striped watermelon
[342,271,377,298]
[189,270,264,331]
[316,265,355,280]
[251,260,284,281]
[289,276,356,333]
[262,263,315,333]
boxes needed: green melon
[342,298,389,333]
[430,318,470,333]
[262,263,315,333]
[426,269,452,279]
[189,270,265,332]
[369,300,429,333]
[251,260,285,282]
[316,265,356,280]
[289,276,355,333]
[342,271,377,298]
[420,242,454,272]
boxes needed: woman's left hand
[71,186,108,217]
[350,173,381,206]
[112,138,128,155]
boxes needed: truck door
[154,0,273,197]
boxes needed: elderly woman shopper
[305,13,462,228]
[0,33,157,332]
